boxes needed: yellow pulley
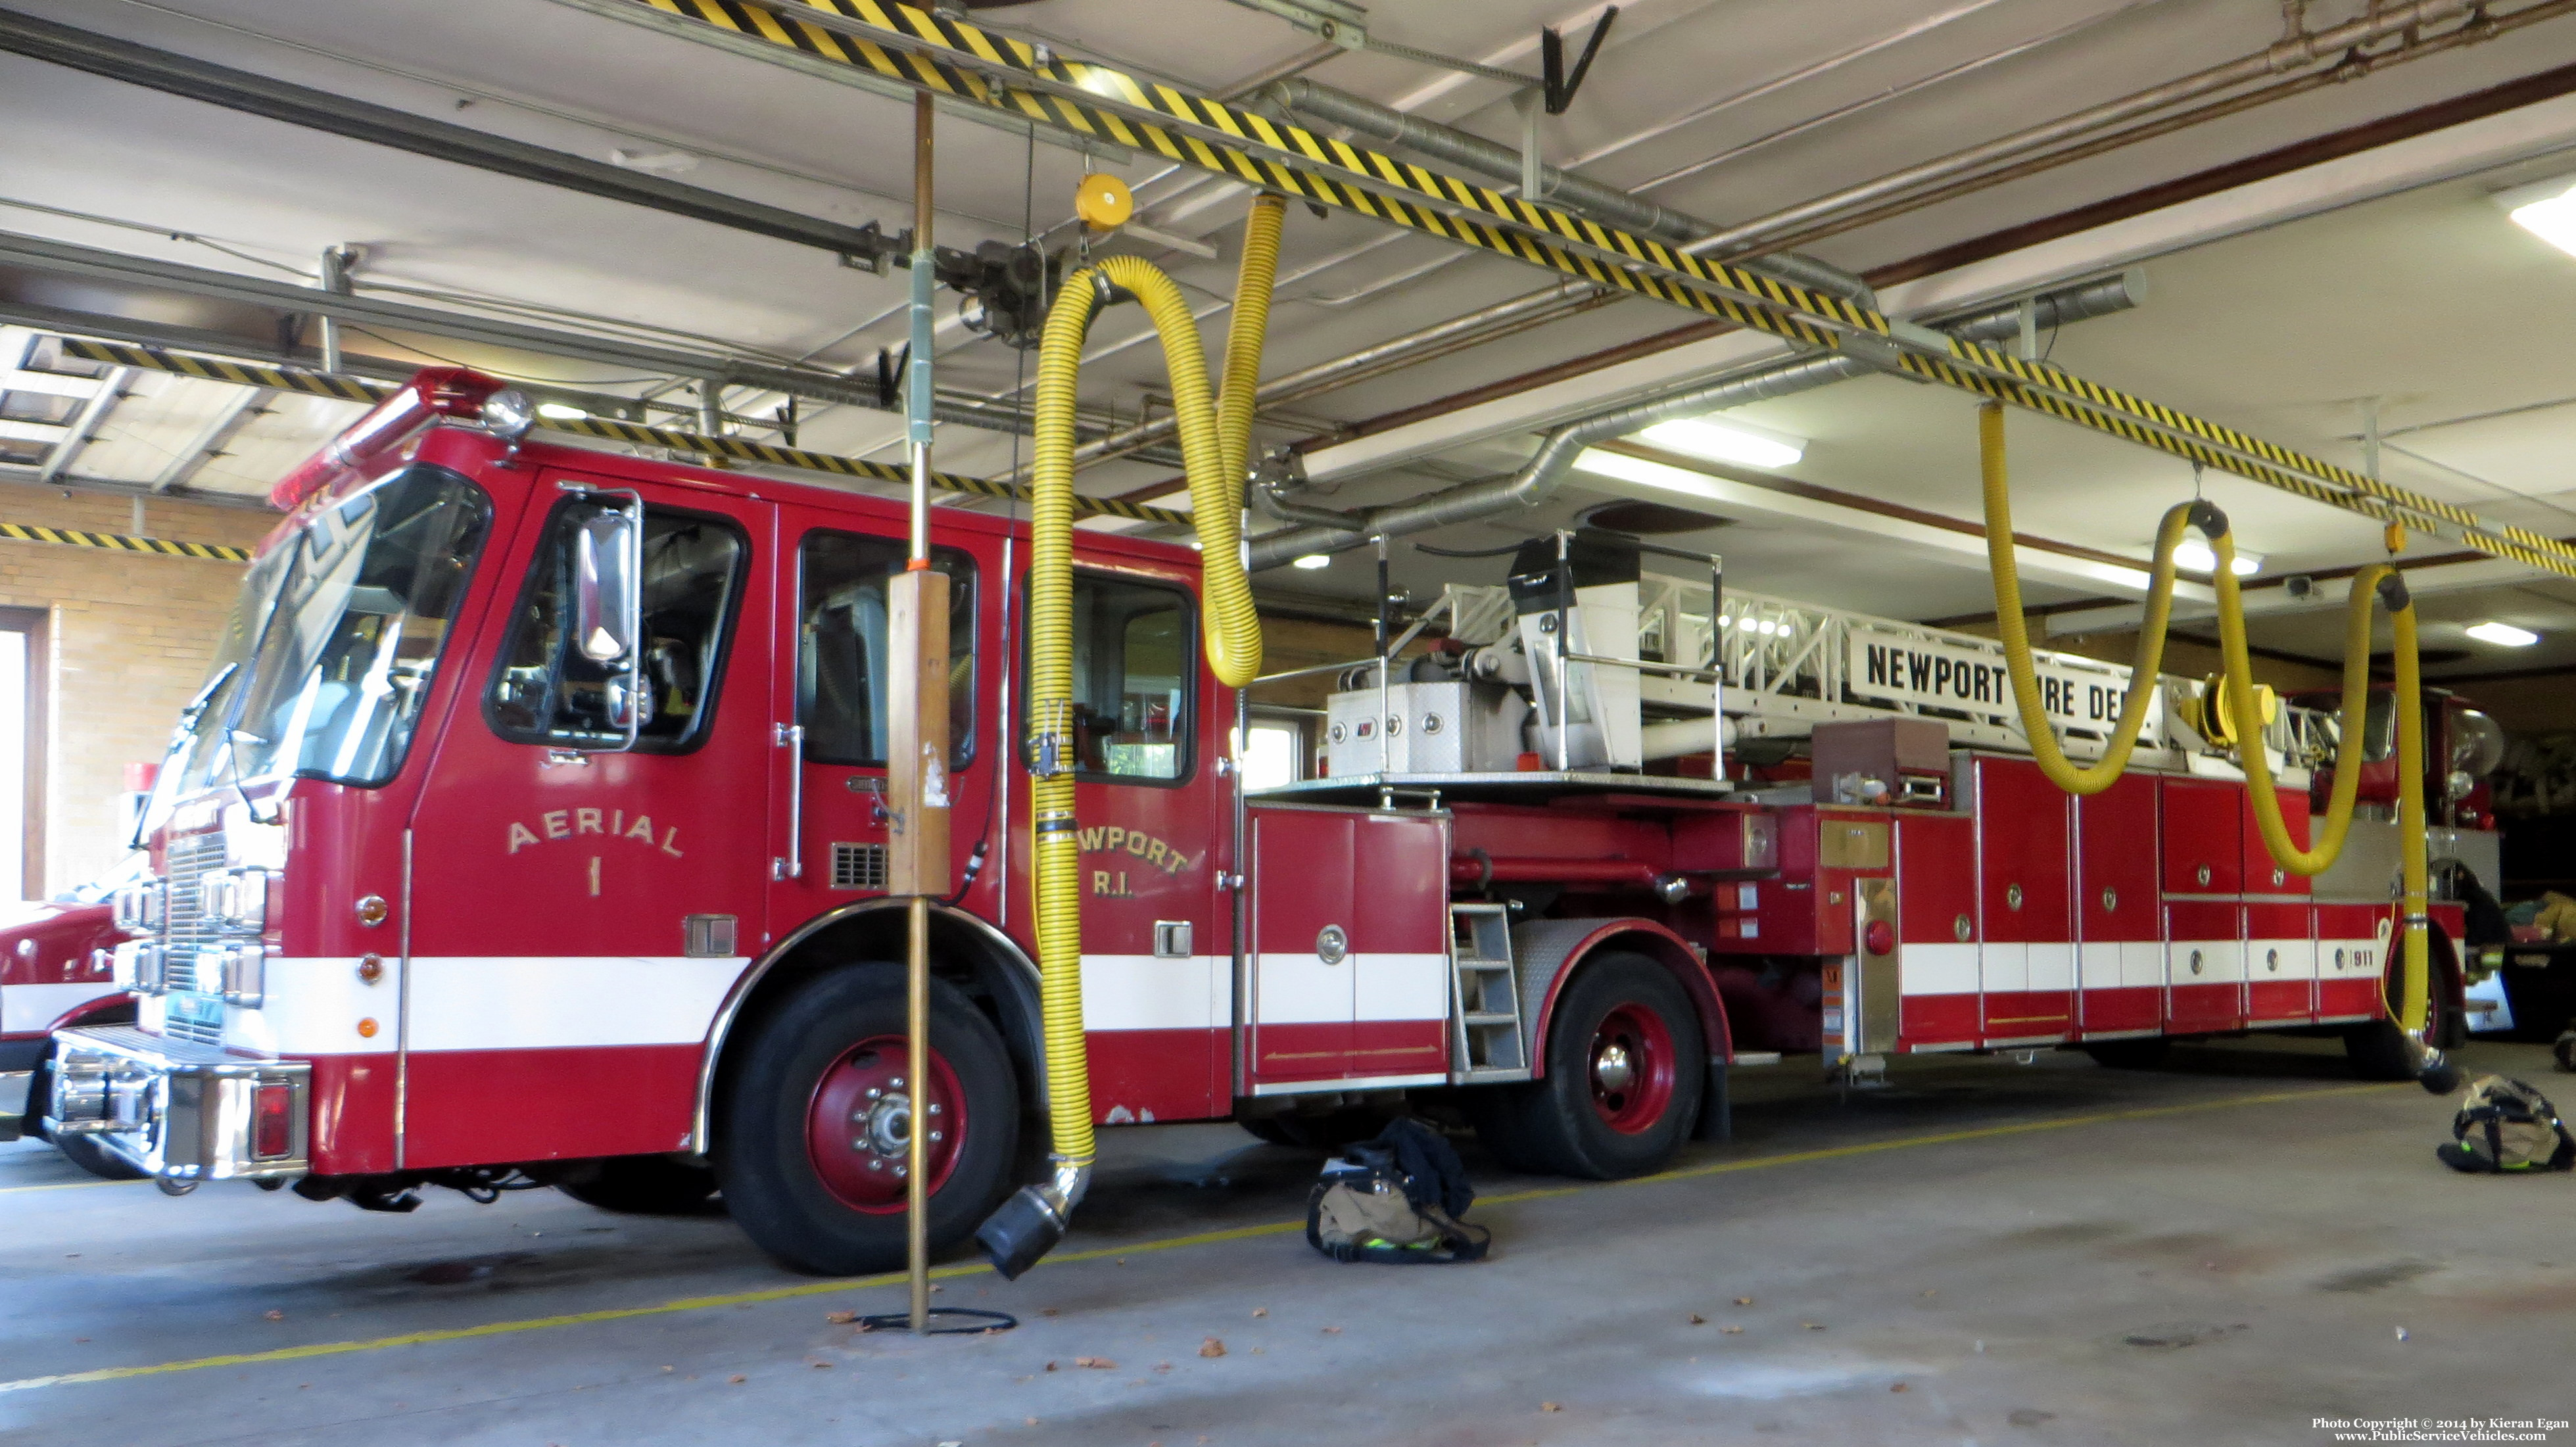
[1073,172,1133,231]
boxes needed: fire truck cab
[43,371,2483,1274]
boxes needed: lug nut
[926,1103,941,1115]
[928,1131,942,1143]
[890,1077,905,1089]
[893,1164,907,1178]
[867,1087,882,1099]
[869,1160,883,1171]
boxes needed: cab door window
[1027,573,1195,784]
[487,500,748,751]
[798,531,976,767]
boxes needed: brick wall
[0,483,273,895]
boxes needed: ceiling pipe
[1245,270,2142,569]
[1268,76,1874,307]
[1688,0,2491,258]
[1742,0,2574,260]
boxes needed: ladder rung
[1464,1012,1521,1026]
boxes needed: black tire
[554,1156,721,1214]
[24,1051,145,1181]
[1471,951,1704,1180]
[2345,936,2460,1081]
[715,966,1018,1275]
[2082,1037,2172,1070]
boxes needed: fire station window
[798,531,976,768]
[485,501,748,752]
[1036,573,1194,784]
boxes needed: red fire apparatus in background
[27,369,2480,1274]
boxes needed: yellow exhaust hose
[1976,402,2441,1061]
[1980,400,2191,794]
[982,199,1283,1277]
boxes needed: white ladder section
[1448,903,1531,1082]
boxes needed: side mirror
[573,511,640,664]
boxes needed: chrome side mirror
[573,511,640,664]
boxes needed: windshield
[164,463,492,797]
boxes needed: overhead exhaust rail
[49,337,1192,528]
[1265,77,1872,307]
[634,0,2576,580]
[1246,272,2145,568]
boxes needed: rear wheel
[2345,934,2460,1080]
[1472,951,1704,1179]
[554,1156,719,1214]
[717,966,1018,1275]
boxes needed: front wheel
[716,966,1019,1275]
[1471,951,1705,1179]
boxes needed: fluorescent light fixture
[2466,620,2540,647]
[1633,416,1804,469]
[2171,540,2262,576]
[2498,174,2576,257]
[1571,448,1719,494]
[535,402,587,421]
[1291,553,1332,570]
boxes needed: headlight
[112,880,165,935]
[198,869,279,935]
[218,944,268,1008]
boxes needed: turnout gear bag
[1304,1118,1491,1264]
[2437,1076,2576,1174]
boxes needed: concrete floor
[5,1037,2573,1447]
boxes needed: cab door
[767,507,993,934]
[1014,563,1231,1124]
[402,473,776,1168]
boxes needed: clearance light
[1634,416,1804,470]
[2466,620,2539,647]
[536,402,588,421]
[1291,554,1332,570]
[2172,540,2263,576]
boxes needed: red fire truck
[34,368,2474,1274]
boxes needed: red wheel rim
[805,1034,965,1214]
[1587,1001,1676,1135]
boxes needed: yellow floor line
[0,1079,2395,1396]
[0,1177,150,1195]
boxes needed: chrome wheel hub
[1592,1041,1636,1095]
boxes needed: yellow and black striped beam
[0,520,252,563]
[53,338,1191,529]
[635,0,2576,579]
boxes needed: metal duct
[1269,78,1873,308]
[1246,270,2142,569]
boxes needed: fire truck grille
[160,830,229,1045]
[831,842,886,892]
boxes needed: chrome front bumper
[45,1026,310,1183]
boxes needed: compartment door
[2161,779,2242,895]
[2075,772,2162,1035]
[1246,807,1357,1084]
[1347,812,1451,1082]
[2165,900,2245,1033]
[1974,757,2072,1043]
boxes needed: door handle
[773,723,805,880]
